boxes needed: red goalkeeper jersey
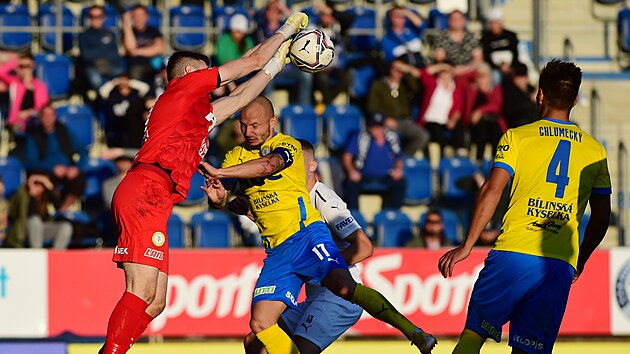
[135,67,220,203]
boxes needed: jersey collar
[541,118,575,125]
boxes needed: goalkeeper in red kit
[98,12,309,354]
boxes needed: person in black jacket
[480,8,519,81]
[501,63,537,128]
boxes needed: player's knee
[249,317,275,334]
[334,284,355,300]
[243,332,259,354]
[146,297,166,317]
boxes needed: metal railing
[618,141,627,246]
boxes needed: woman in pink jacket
[0,54,49,133]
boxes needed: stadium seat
[0,156,25,198]
[299,6,320,25]
[281,104,322,146]
[428,8,448,30]
[373,209,413,247]
[324,104,363,152]
[191,211,233,248]
[146,5,162,28]
[349,208,370,239]
[167,212,186,248]
[439,157,477,200]
[55,104,95,151]
[618,7,630,53]
[418,208,461,245]
[179,171,207,206]
[0,4,32,52]
[403,157,433,205]
[55,210,103,248]
[170,5,207,51]
[80,158,116,205]
[349,64,377,102]
[80,4,119,29]
[212,5,249,32]
[34,53,74,100]
[345,6,377,53]
[409,0,436,4]
[38,4,77,52]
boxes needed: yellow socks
[452,329,485,354]
[350,283,418,339]
[256,323,300,354]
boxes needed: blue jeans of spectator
[344,175,407,210]
[263,66,312,105]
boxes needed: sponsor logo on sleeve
[253,286,276,297]
[335,217,355,231]
[152,232,166,247]
[114,247,129,255]
[144,248,164,260]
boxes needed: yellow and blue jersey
[222,132,322,248]
[493,118,611,269]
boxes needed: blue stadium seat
[349,64,376,101]
[410,0,436,4]
[191,211,233,248]
[170,5,207,51]
[55,104,95,151]
[0,5,32,52]
[428,8,448,30]
[38,4,77,52]
[373,209,413,247]
[324,104,363,152]
[349,208,370,239]
[167,213,186,248]
[0,156,24,198]
[299,6,320,25]
[439,157,477,200]
[419,208,461,245]
[34,53,74,100]
[80,5,119,29]
[281,104,322,146]
[179,172,207,206]
[403,157,433,205]
[212,5,249,32]
[146,5,162,28]
[618,7,630,52]
[80,158,116,204]
[345,6,377,53]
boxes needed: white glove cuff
[263,58,281,78]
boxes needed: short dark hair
[131,4,147,12]
[538,59,582,111]
[166,51,210,82]
[297,139,314,154]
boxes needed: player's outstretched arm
[438,167,510,278]
[217,12,308,86]
[574,194,611,282]
[199,152,287,180]
[212,41,291,125]
[340,229,374,266]
[201,176,230,209]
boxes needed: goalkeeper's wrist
[263,58,282,78]
[276,23,297,39]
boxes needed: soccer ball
[289,29,335,73]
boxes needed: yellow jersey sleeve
[592,150,612,194]
[493,129,517,176]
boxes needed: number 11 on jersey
[546,140,571,198]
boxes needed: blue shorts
[280,283,363,351]
[252,221,348,309]
[466,250,574,354]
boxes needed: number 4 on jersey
[546,140,571,198]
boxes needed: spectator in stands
[24,104,86,211]
[3,173,72,249]
[433,10,483,76]
[102,155,133,210]
[0,53,49,134]
[407,209,449,249]
[480,7,519,83]
[311,1,353,108]
[122,4,165,84]
[99,73,150,149]
[342,112,406,210]
[400,61,467,157]
[367,60,429,156]
[78,5,124,92]
[216,14,255,66]
[0,177,7,245]
[258,0,312,105]
[465,63,506,161]
[381,5,425,67]
[502,62,537,128]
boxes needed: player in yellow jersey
[199,96,436,354]
[438,59,611,354]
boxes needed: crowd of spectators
[0,1,540,249]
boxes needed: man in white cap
[216,13,255,66]
[480,7,519,80]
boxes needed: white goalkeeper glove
[276,12,309,39]
[263,40,291,78]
